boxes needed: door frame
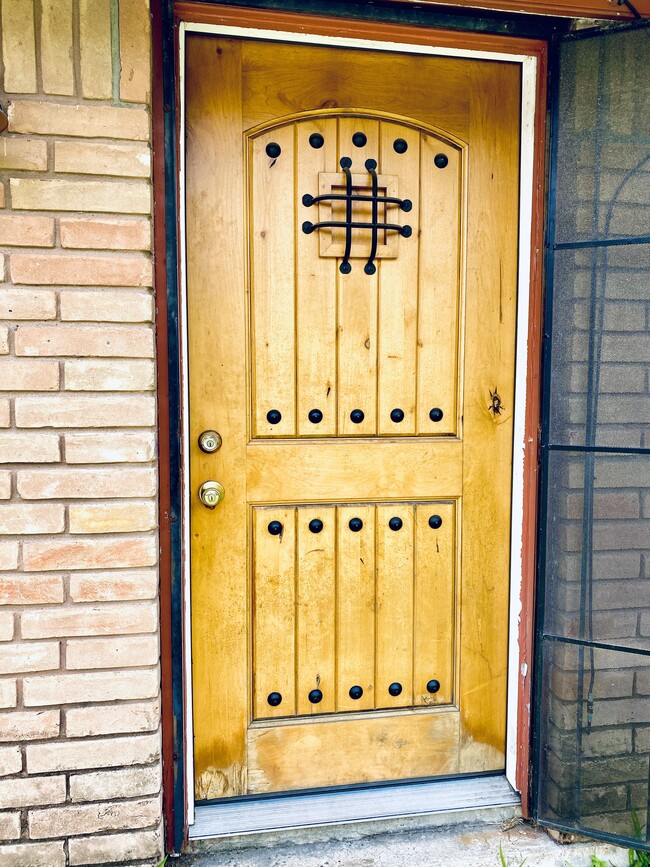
[167,1,547,842]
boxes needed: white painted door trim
[178,17,540,830]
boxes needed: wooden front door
[186,32,521,800]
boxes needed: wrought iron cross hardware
[302,157,413,275]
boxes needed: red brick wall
[0,2,163,864]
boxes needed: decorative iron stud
[429,408,444,422]
[428,515,442,529]
[267,692,282,706]
[426,680,441,694]
[308,689,323,704]
[389,517,403,531]
[267,409,282,424]
[309,519,323,534]
[388,682,403,697]
[349,517,363,532]
[268,521,283,536]
[349,685,363,700]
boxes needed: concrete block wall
[0,2,164,864]
[540,28,650,842]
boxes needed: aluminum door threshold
[190,774,520,839]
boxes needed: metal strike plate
[198,480,225,509]
[198,430,222,454]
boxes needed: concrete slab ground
[179,819,632,866]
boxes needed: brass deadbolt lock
[198,430,222,453]
[198,481,225,509]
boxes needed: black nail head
[389,517,403,531]
[352,132,367,147]
[349,685,363,700]
[308,409,323,424]
[393,138,408,154]
[267,692,282,706]
[340,261,352,274]
[302,193,314,207]
[309,519,323,534]
[308,689,323,704]
[434,153,449,169]
[266,142,281,159]
[429,408,444,422]
[401,225,412,238]
[340,157,352,169]
[390,408,404,423]
[364,262,376,275]
[365,158,377,171]
[429,515,443,529]
[426,679,441,694]
[350,409,364,424]
[267,409,282,424]
[388,682,403,697]
[309,133,324,149]
[349,517,363,532]
[268,521,283,536]
[401,199,413,212]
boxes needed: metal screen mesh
[535,23,650,849]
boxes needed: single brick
[0,611,14,640]
[0,288,56,320]
[64,431,156,464]
[0,503,64,534]
[0,574,64,605]
[0,709,60,742]
[0,774,66,808]
[11,253,153,286]
[0,138,48,171]
[15,324,154,358]
[8,100,149,140]
[68,826,162,865]
[120,0,152,104]
[0,326,8,354]
[60,289,153,323]
[0,745,21,776]
[66,699,160,738]
[0,359,59,391]
[55,140,151,178]
[64,359,155,391]
[0,842,65,866]
[40,0,74,95]
[0,401,9,428]
[21,600,158,637]
[0,471,10,498]
[29,795,161,840]
[1,0,37,93]
[70,764,161,801]
[68,501,156,534]
[66,634,159,669]
[24,667,159,707]
[60,216,151,251]
[10,178,151,215]
[17,466,156,499]
[0,432,60,463]
[0,542,18,571]
[79,0,112,100]
[0,641,59,674]
[16,394,156,428]
[0,214,54,247]
[27,730,160,773]
[0,680,17,708]
[0,811,20,840]
[69,568,158,602]
[22,536,158,572]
